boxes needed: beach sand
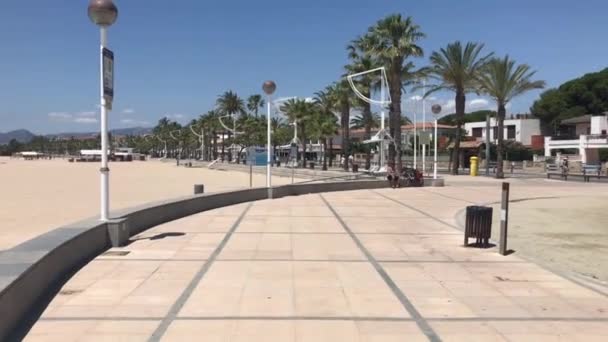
[0,157,300,250]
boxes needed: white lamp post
[263,81,276,199]
[431,104,442,180]
[88,0,118,222]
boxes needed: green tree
[345,37,382,170]
[531,68,608,134]
[326,81,353,171]
[425,41,493,174]
[271,117,290,165]
[280,98,317,166]
[216,91,247,116]
[477,55,545,178]
[350,113,380,130]
[438,110,496,126]
[247,94,265,117]
[317,110,339,170]
[362,14,425,170]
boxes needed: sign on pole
[418,131,431,145]
[102,47,114,109]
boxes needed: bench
[546,164,568,180]
[509,162,523,174]
[582,164,601,182]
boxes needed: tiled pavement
[27,187,608,341]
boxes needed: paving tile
[295,320,359,342]
[160,320,236,342]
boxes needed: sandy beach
[0,157,300,250]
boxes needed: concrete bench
[509,162,524,174]
[546,164,567,180]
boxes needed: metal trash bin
[464,206,492,247]
[352,164,359,172]
[194,184,205,195]
[309,162,315,169]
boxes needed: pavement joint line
[94,258,527,263]
[372,190,461,230]
[421,189,477,204]
[38,316,608,322]
[148,202,254,341]
[319,194,442,342]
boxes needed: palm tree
[350,113,380,129]
[362,14,425,171]
[425,41,493,174]
[317,110,339,170]
[216,91,246,116]
[314,89,337,167]
[326,81,353,171]
[201,110,220,160]
[216,91,246,161]
[280,98,316,167]
[271,117,288,165]
[346,37,382,170]
[477,56,545,178]
[247,94,265,117]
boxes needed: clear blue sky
[1,0,606,134]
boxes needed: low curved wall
[0,179,388,340]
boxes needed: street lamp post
[88,0,118,222]
[431,104,442,180]
[263,81,276,199]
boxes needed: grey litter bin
[194,184,205,195]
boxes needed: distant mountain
[0,127,153,145]
[0,129,35,144]
[46,127,153,139]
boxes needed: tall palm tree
[216,91,246,116]
[216,91,246,161]
[326,81,353,171]
[317,110,339,170]
[314,89,337,167]
[280,98,316,167]
[346,37,382,170]
[201,110,220,160]
[271,117,288,165]
[362,14,425,171]
[247,94,265,117]
[477,56,545,178]
[425,41,493,174]
[350,113,380,129]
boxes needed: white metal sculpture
[218,114,243,161]
[347,67,392,171]
[189,124,205,161]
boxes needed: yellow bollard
[470,156,478,176]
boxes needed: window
[507,125,516,139]
[472,127,483,138]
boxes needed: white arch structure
[189,124,206,161]
[347,67,393,172]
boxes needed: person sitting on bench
[386,162,400,189]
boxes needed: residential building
[464,117,541,146]
[544,114,608,163]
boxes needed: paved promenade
[27,181,608,341]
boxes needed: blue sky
[0,0,606,134]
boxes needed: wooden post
[499,182,510,255]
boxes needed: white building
[544,114,608,164]
[464,118,541,146]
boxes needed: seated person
[386,163,399,188]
